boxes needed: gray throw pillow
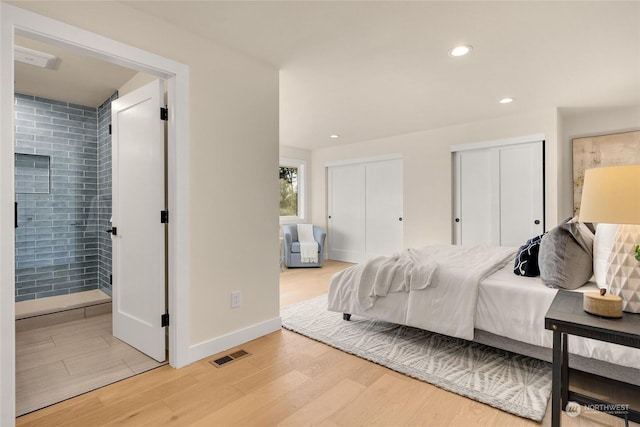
[538,218,594,289]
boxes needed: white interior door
[328,164,366,263]
[365,159,403,257]
[111,80,166,362]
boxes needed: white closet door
[453,139,544,246]
[365,159,403,258]
[498,142,544,246]
[328,164,366,263]
[454,149,494,245]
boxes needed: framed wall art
[573,130,640,215]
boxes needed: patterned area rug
[281,295,552,421]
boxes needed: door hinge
[161,210,169,224]
[109,274,112,285]
[108,124,112,135]
[160,107,168,121]
[161,313,170,327]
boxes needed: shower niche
[14,92,116,303]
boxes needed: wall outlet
[231,291,241,308]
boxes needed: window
[279,157,306,223]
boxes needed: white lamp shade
[579,164,640,225]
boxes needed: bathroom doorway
[13,36,167,416]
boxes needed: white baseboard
[187,316,282,365]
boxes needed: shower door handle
[15,202,18,228]
[105,227,117,236]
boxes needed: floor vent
[210,349,251,368]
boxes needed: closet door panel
[456,149,493,245]
[328,164,366,263]
[365,159,403,258]
[499,142,544,246]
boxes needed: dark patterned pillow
[514,234,546,277]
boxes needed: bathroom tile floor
[16,312,166,416]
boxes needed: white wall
[311,108,560,249]
[10,2,280,354]
[560,106,640,217]
[280,145,312,167]
[119,72,158,98]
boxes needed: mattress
[477,264,640,368]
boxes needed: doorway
[13,38,168,416]
[1,4,191,423]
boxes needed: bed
[327,232,640,386]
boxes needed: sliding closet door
[453,139,544,246]
[453,149,493,245]
[328,158,403,263]
[365,159,403,258]
[328,163,366,263]
[498,142,544,246]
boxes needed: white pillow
[593,223,619,288]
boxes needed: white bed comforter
[328,245,516,340]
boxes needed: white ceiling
[15,1,640,150]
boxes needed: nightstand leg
[562,333,569,409]
[552,329,562,427]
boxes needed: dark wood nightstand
[545,290,640,427]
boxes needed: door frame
[0,4,191,423]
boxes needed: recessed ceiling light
[499,97,514,104]
[449,45,472,57]
[330,134,340,139]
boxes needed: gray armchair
[283,224,326,268]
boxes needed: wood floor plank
[160,379,246,426]
[191,370,311,425]
[103,400,174,427]
[277,378,366,427]
[327,373,431,426]
[88,365,193,407]
[16,395,105,427]
[57,374,197,427]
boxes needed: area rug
[281,295,552,422]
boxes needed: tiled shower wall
[14,93,115,302]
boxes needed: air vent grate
[210,349,251,368]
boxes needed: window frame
[279,157,307,224]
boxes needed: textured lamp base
[606,224,640,313]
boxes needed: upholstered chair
[282,225,326,268]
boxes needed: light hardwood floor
[17,260,637,426]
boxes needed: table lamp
[579,164,640,314]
